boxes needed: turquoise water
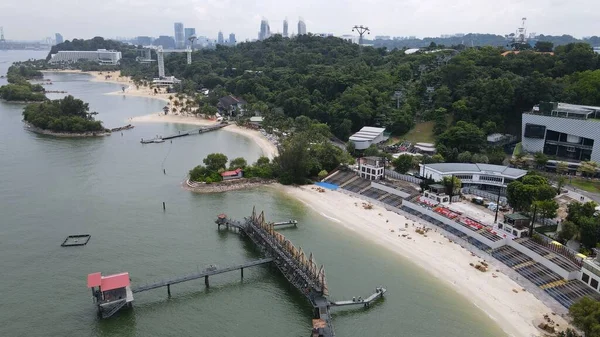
[0,50,507,337]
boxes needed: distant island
[22,95,109,137]
[0,64,47,102]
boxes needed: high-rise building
[229,33,236,45]
[283,19,288,38]
[217,31,224,44]
[258,19,271,40]
[298,19,307,35]
[174,22,184,49]
[184,28,196,46]
[154,36,176,49]
[136,36,153,46]
[55,33,64,45]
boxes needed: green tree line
[22,95,105,133]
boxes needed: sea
[0,50,508,337]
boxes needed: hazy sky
[2,0,599,41]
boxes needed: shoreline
[42,69,277,158]
[184,177,276,193]
[132,113,279,159]
[276,184,570,337]
[23,121,111,137]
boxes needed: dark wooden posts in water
[167,284,171,296]
[205,275,209,287]
[163,202,166,211]
[241,267,244,280]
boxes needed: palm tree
[168,95,174,102]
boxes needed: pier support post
[163,202,166,211]
[241,267,244,280]
[167,284,171,296]
[205,275,209,287]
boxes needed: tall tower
[184,28,196,46]
[283,19,289,38]
[55,33,64,45]
[229,33,236,45]
[174,22,184,49]
[259,19,271,40]
[0,27,6,49]
[217,31,224,44]
[298,18,307,35]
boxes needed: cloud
[1,0,599,41]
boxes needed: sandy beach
[279,184,569,337]
[132,113,279,159]
[42,70,278,159]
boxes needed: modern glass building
[174,22,184,49]
[522,102,600,162]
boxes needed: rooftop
[422,163,527,179]
[349,126,386,142]
[221,168,243,177]
[504,213,530,221]
[88,272,130,291]
[526,102,600,120]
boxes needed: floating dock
[140,122,229,144]
[61,234,91,247]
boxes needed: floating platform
[61,234,91,247]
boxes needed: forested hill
[368,34,600,49]
[122,35,600,142]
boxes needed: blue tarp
[315,182,339,190]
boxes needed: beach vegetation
[569,297,600,337]
[229,157,248,170]
[22,95,105,133]
[0,65,47,102]
[557,201,600,249]
[203,153,229,172]
[392,154,413,174]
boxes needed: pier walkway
[141,122,228,144]
[217,208,386,337]
[131,258,273,294]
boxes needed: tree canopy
[22,95,105,133]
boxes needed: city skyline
[2,0,600,41]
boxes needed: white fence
[371,182,410,198]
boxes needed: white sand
[132,113,279,159]
[279,185,569,337]
[43,70,277,159]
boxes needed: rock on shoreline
[23,122,111,137]
[184,177,275,193]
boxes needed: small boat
[154,139,165,143]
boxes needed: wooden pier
[131,258,273,294]
[217,208,386,337]
[140,122,229,144]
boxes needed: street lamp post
[352,25,370,46]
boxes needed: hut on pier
[87,272,134,318]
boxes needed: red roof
[100,272,130,291]
[87,272,102,288]
[221,168,243,177]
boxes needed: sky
[1,0,599,41]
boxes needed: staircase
[100,299,127,318]
[540,279,568,290]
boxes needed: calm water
[0,50,507,337]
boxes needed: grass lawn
[403,121,435,144]
[570,178,600,194]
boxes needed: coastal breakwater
[185,178,275,193]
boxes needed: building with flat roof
[358,156,385,180]
[48,49,122,65]
[522,102,600,162]
[419,163,527,193]
[349,126,387,150]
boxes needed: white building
[419,163,527,193]
[152,76,181,87]
[349,126,387,150]
[358,157,385,180]
[522,102,600,163]
[48,49,122,65]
